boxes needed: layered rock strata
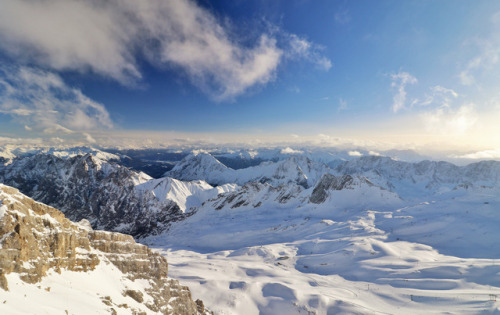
[0,184,209,314]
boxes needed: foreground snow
[2,260,156,315]
[145,187,500,314]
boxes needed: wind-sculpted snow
[145,179,500,314]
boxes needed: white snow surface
[165,152,331,188]
[144,183,500,314]
[1,254,161,315]
[136,177,237,212]
[0,184,165,314]
[3,148,500,314]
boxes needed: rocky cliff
[0,153,189,237]
[0,184,210,314]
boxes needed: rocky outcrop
[333,156,500,198]
[207,181,305,211]
[0,153,188,237]
[88,230,206,314]
[0,185,99,287]
[165,152,330,188]
[0,184,210,314]
[310,174,356,204]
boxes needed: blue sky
[1,0,500,155]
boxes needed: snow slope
[333,156,500,199]
[3,148,500,314]
[136,177,236,212]
[144,182,500,314]
[165,152,331,188]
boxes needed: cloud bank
[0,66,113,136]
[0,0,331,101]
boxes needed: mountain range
[2,147,500,314]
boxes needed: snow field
[147,188,500,314]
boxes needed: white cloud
[348,150,363,157]
[288,34,332,71]
[0,0,140,85]
[414,84,476,136]
[390,72,417,112]
[0,0,331,101]
[459,53,498,86]
[82,132,96,143]
[419,85,458,107]
[0,66,113,135]
[280,147,303,154]
[459,11,500,86]
[452,148,500,160]
[420,103,477,136]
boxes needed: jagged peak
[166,152,229,177]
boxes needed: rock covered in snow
[333,156,500,198]
[310,174,357,204]
[165,152,330,188]
[207,181,305,211]
[0,184,210,314]
[0,153,208,237]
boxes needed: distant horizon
[2,141,500,166]
[1,1,500,157]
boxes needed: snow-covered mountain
[136,177,236,212]
[0,184,210,315]
[201,173,400,214]
[144,171,500,314]
[3,147,500,314]
[165,152,230,184]
[165,152,330,188]
[333,156,500,199]
[2,150,500,239]
[0,153,222,237]
[0,145,120,165]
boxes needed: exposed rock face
[208,181,305,211]
[0,153,188,237]
[0,185,99,287]
[165,152,330,188]
[310,174,356,204]
[0,184,210,314]
[333,156,500,197]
